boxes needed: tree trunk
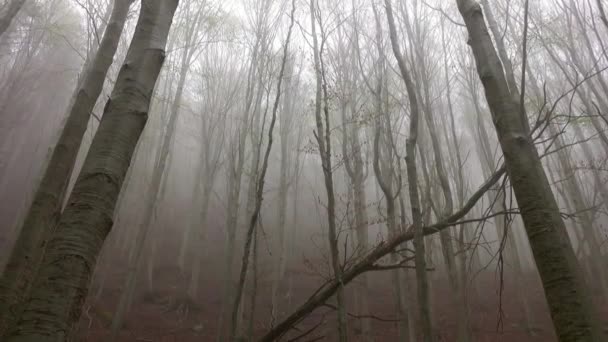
[271,56,297,320]
[345,5,372,337]
[229,4,296,338]
[310,2,347,340]
[468,92,535,332]
[109,12,203,333]
[441,19,478,338]
[548,123,608,294]
[217,31,262,342]
[421,71,470,342]
[384,1,433,340]
[285,125,303,312]
[456,1,602,340]
[187,180,213,298]
[370,6,410,339]
[0,0,26,38]
[409,22,462,342]
[0,0,133,335]
[258,163,506,341]
[3,1,178,340]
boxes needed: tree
[455,0,602,340]
[185,41,233,299]
[369,4,409,339]
[229,1,296,338]
[109,1,209,335]
[399,2,470,339]
[338,2,372,336]
[270,53,298,320]
[463,64,535,332]
[310,0,347,339]
[384,0,432,340]
[3,0,179,339]
[216,2,274,337]
[0,0,133,335]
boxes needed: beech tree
[309,0,347,339]
[0,0,133,335]
[385,0,432,340]
[455,0,602,340]
[3,0,179,339]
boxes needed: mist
[1,0,607,341]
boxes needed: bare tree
[399,2,471,339]
[385,0,432,340]
[216,4,272,335]
[309,1,347,339]
[369,4,410,340]
[2,0,179,340]
[258,165,507,341]
[0,0,133,335]
[108,2,209,335]
[455,0,603,340]
[229,1,296,338]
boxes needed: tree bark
[0,0,133,336]
[229,3,296,338]
[384,1,433,341]
[345,5,372,337]
[456,1,602,340]
[271,56,297,320]
[309,1,348,340]
[3,0,178,340]
[0,0,26,38]
[548,123,608,294]
[110,7,205,334]
[369,6,410,339]
[217,27,262,341]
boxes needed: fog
[1,0,607,341]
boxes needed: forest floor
[76,251,574,342]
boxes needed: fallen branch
[286,316,325,342]
[258,165,506,341]
[321,303,401,322]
